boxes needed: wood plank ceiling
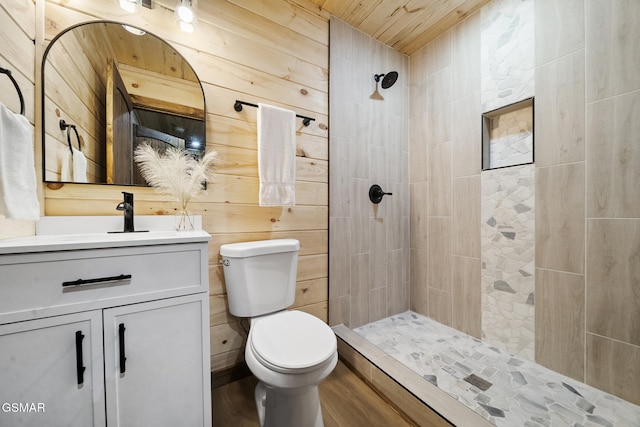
[307,0,491,55]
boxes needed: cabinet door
[103,294,211,427]
[0,311,105,427]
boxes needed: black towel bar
[234,100,315,127]
[0,67,25,115]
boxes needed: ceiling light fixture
[118,0,142,13]
[175,0,197,33]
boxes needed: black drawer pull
[62,274,132,287]
[119,323,127,374]
[75,330,86,385]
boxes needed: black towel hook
[60,119,81,154]
[0,67,25,115]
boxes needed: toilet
[220,239,337,427]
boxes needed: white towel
[72,148,88,183]
[60,148,73,182]
[257,103,296,206]
[0,102,39,220]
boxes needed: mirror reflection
[42,21,205,185]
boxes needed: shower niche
[482,97,534,170]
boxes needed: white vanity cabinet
[0,311,105,426]
[0,228,212,427]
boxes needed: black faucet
[116,192,135,232]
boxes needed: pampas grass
[134,143,217,221]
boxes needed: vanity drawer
[0,244,206,320]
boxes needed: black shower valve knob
[369,184,392,204]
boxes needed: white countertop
[0,216,211,255]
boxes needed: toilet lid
[250,311,337,373]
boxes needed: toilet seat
[250,311,337,374]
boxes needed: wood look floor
[212,360,416,426]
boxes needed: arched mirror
[42,21,205,186]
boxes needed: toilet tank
[220,239,300,317]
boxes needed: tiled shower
[329,0,639,414]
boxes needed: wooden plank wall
[0,0,37,238]
[39,0,329,373]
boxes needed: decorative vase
[175,208,195,231]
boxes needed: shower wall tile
[387,249,405,316]
[329,136,350,217]
[350,178,372,254]
[410,249,429,316]
[481,0,535,112]
[535,0,584,66]
[351,29,373,106]
[410,182,428,250]
[452,256,481,339]
[586,0,640,102]
[427,142,451,217]
[386,116,404,182]
[351,104,371,179]
[452,11,480,101]
[350,253,370,329]
[451,91,481,179]
[426,67,452,146]
[426,30,451,77]
[329,295,350,327]
[329,56,352,140]
[535,268,585,382]
[409,114,429,183]
[536,163,585,274]
[370,217,387,290]
[410,47,428,118]
[402,217,410,282]
[428,217,451,292]
[586,219,640,346]
[329,17,352,60]
[402,164,410,218]
[369,145,387,196]
[428,288,452,327]
[369,287,387,323]
[329,217,351,298]
[386,182,404,250]
[535,49,585,167]
[453,176,480,258]
[587,91,640,218]
[586,333,640,406]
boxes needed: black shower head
[374,71,399,89]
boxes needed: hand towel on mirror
[60,148,73,182]
[0,101,40,220]
[257,103,296,206]
[72,148,88,183]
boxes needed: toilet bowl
[219,239,338,427]
[245,310,337,427]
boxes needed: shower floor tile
[354,311,640,427]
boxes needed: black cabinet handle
[75,331,86,385]
[62,274,132,287]
[118,323,126,374]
